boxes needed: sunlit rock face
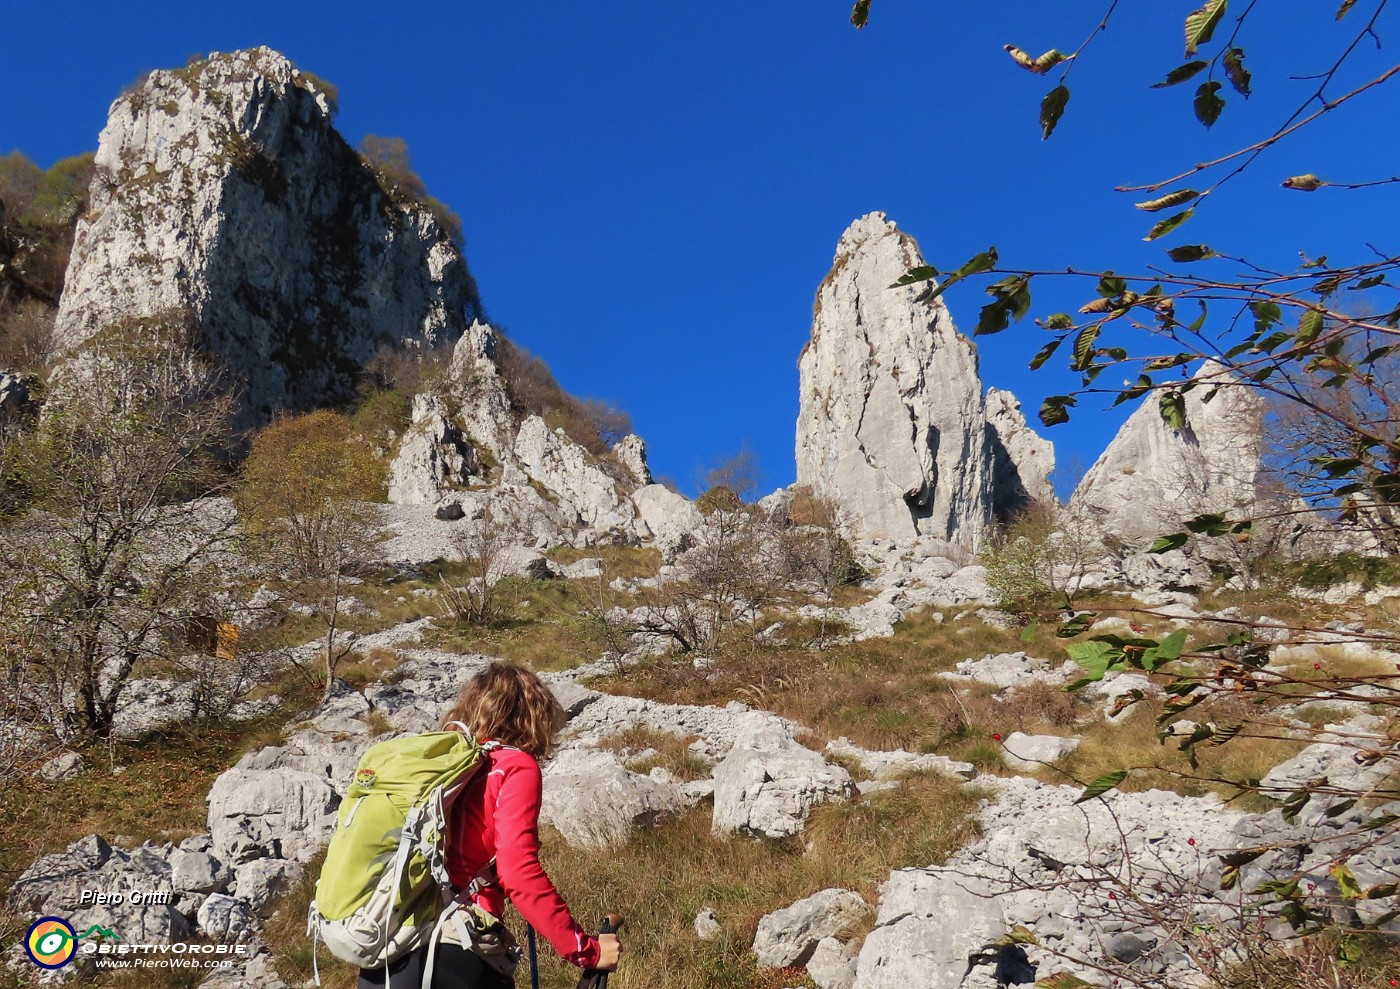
[796,212,1051,547]
[54,47,478,430]
[1070,361,1265,545]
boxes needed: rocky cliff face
[795,213,1051,547]
[53,48,478,429]
[384,320,648,547]
[986,387,1056,520]
[1070,362,1264,545]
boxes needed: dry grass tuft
[596,726,712,781]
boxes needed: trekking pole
[527,924,539,989]
[576,915,623,989]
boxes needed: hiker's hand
[596,933,622,971]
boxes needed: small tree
[633,505,790,654]
[439,502,531,627]
[983,501,1097,619]
[237,410,385,702]
[700,444,764,503]
[0,327,237,740]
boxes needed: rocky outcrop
[54,48,478,430]
[711,714,857,838]
[986,387,1056,519]
[386,393,477,504]
[753,888,868,968]
[796,213,1051,547]
[514,415,631,532]
[1070,362,1264,546]
[382,319,648,547]
[539,747,686,847]
[613,434,651,485]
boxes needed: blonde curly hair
[441,662,566,759]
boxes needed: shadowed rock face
[986,386,1056,521]
[54,48,478,431]
[1070,360,1264,544]
[796,212,1052,547]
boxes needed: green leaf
[897,248,999,300]
[999,925,1041,946]
[1150,532,1190,553]
[1056,612,1097,637]
[1223,47,1252,97]
[976,275,1033,335]
[1097,274,1127,298]
[1029,338,1063,370]
[1160,390,1187,429]
[1067,640,1119,681]
[1040,84,1070,140]
[1076,769,1129,803]
[1071,325,1100,371]
[1297,309,1325,346]
[1151,61,1209,88]
[850,0,871,29]
[1145,208,1195,241]
[1185,0,1228,57]
[1332,863,1363,901]
[1039,395,1076,427]
[1194,81,1225,128]
[1251,300,1281,332]
[1044,312,1075,329]
[1281,788,1310,824]
[1220,847,1267,868]
[1356,274,1387,290]
[1185,512,1227,535]
[1153,628,1188,664]
[1207,723,1242,746]
[1167,244,1215,262]
[892,265,940,287]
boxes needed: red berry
[1314,663,1322,670]
[992,733,1002,741]
[1108,892,1117,900]
[1188,838,1196,846]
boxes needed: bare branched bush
[439,503,533,627]
[700,444,763,503]
[632,506,792,654]
[0,328,237,740]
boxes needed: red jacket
[446,745,601,969]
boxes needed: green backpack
[308,725,496,983]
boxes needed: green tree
[237,410,386,702]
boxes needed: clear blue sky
[3,2,1393,497]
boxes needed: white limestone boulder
[712,714,857,838]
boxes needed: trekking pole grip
[576,915,624,989]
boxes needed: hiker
[357,661,623,989]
